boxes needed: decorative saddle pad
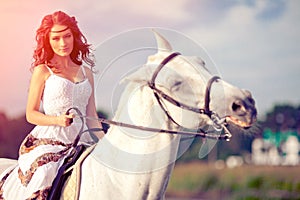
[48,144,96,200]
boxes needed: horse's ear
[152,29,172,52]
[122,30,173,83]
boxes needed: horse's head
[123,30,257,137]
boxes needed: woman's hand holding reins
[56,113,75,127]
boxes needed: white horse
[0,31,257,200]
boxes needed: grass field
[166,161,300,200]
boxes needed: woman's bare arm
[85,66,105,139]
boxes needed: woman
[0,11,104,199]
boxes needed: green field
[166,162,300,200]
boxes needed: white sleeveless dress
[0,66,94,199]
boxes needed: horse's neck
[107,82,180,153]
[92,82,180,174]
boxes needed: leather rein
[69,52,232,144]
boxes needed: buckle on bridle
[210,112,232,141]
[210,112,226,130]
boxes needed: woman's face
[49,24,74,57]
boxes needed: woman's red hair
[32,11,95,70]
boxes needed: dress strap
[81,66,87,78]
[45,65,54,75]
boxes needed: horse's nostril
[232,101,242,112]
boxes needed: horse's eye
[174,81,182,87]
[171,80,183,91]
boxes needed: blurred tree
[0,115,34,159]
[260,104,300,152]
[262,104,300,131]
[0,112,8,141]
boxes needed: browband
[50,26,69,33]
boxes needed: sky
[0,0,299,120]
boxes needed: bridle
[147,52,231,139]
[69,52,232,145]
[149,52,219,122]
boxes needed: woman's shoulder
[33,64,50,72]
[82,65,92,72]
[32,64,52,80]
[82,65,94,77]
[82,65,96,85]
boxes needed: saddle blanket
[59,144,96,200]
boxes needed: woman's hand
[56,113,75,127]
